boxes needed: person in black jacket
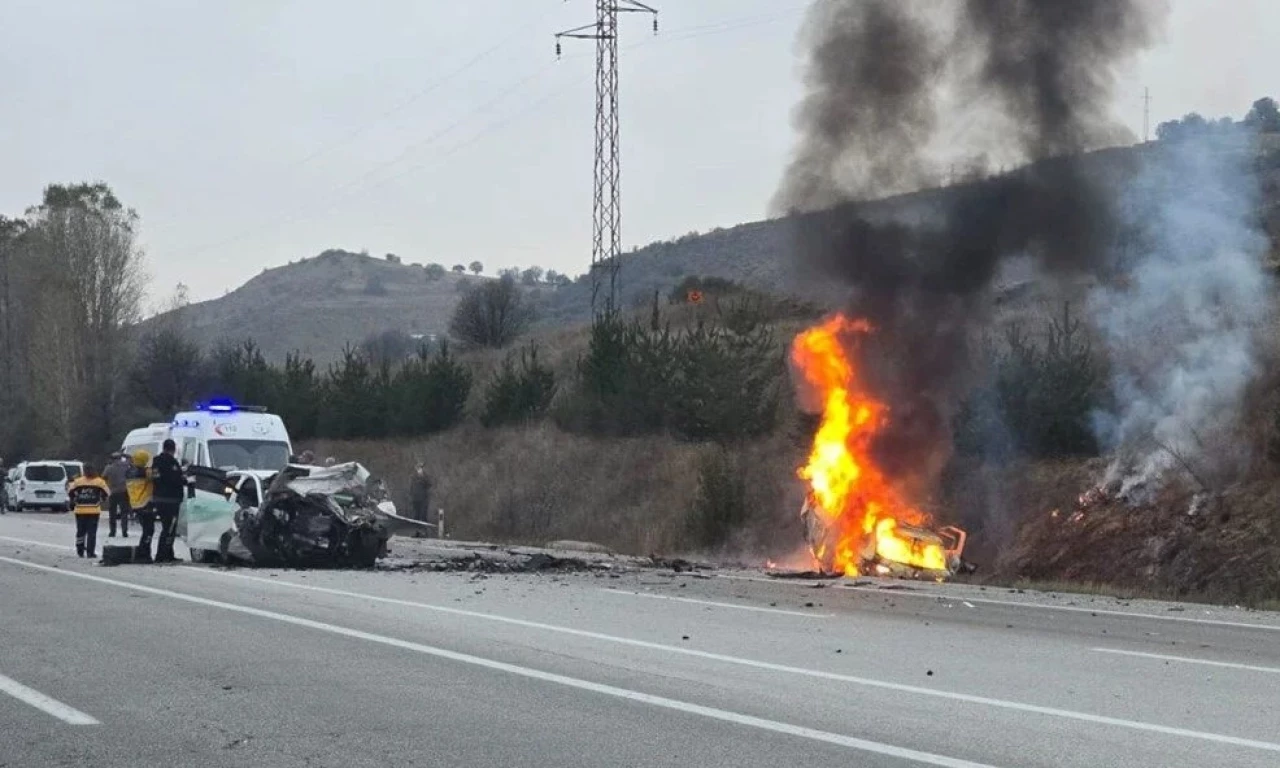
[150,439,187,564]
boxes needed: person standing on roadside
[68,463,110,559]
[150,439,186,564]
[127,449,155,563]
[102,452,130,538]
[409,463,433,531]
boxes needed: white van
[168,402,293,472]
[55,460,84,485]
[11,461,70,511]
[121,423,172,461]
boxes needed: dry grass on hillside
[306,423,810,559]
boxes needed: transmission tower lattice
[556,1,658,316]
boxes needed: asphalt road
[1,512,1278,767]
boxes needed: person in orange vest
[67,463,110,558]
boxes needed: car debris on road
[216,461,433,568]
[166,461,432,569]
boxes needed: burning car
[791,315,969,580]
[802,495,966,578]
[179,462,432,568]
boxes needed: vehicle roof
[24,460,68,466]
[172,409,283,420]
[124,425,168,438]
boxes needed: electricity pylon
[556,2,658,316]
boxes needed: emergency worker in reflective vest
[68,463,110,558]
[127,449,156,564]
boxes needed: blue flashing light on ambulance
[121,400,293,472]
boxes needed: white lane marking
[8,532,1280,751]
[170,564,1280,754]
[0,672,99,725]
[718,574,1280,633]
[601,588,833,618]
[0,535,70,551]
[1094,648,1280,675]
[1,518,68,528]
[0,556,993,768]
[8,517,1268,634]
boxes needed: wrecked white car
[178,462,431,568]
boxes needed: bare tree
[23,183,147,452]
[448,275,533,348]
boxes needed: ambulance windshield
[208,440,291,471]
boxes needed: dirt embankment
[999,478,1280,605]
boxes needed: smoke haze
[1092,138,1270,494]
[778,0,1169,491]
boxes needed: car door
[178,465,240,553]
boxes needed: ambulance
[118,401,295,564]
[120,422,171,461]
[120,401,294,472]
[168,401,293,471]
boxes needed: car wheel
[189,548,212,564]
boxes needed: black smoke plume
[778,0,1167,487]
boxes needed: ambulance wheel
[189,548,214,564]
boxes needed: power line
[180,62,563,260]
[283,9,560,174]
[173,6,808,264]
[207,78,581,243]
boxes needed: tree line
[1155,96,1280,143]
[0,183,146,461]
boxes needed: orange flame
[792,315,947,575]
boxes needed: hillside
[539,140,1280,325]
[163,250,483,363]
[154,139,1280,364]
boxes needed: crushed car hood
[222,462,432,568]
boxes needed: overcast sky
[2,0,1276,306]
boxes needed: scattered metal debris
[768,569,843,580]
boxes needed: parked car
[56,460,84,487]
[11,461,71,511]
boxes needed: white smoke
[1090,136,1271,495]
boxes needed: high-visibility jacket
[126,463,154,511]
[68,476,110,515]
